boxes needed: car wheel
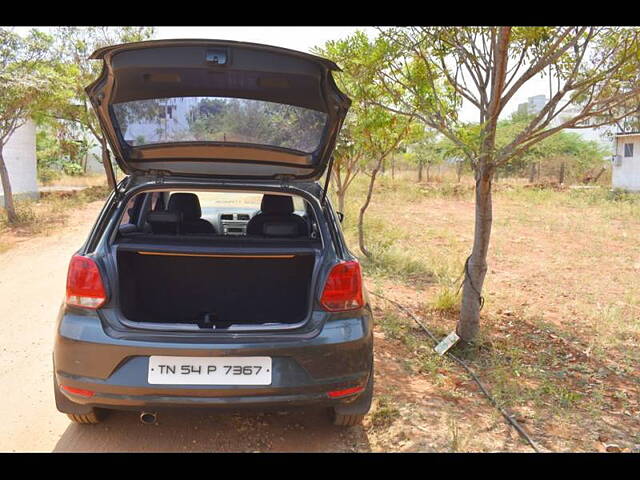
[53,366,105,424]
[332,365,374,427]
[66,411,103,425]
[333,412,366,427]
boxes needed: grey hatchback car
[53,39,374,427]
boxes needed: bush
[38,167,62,185]
[0,201,37,229]
[431,287,461,313]
[62,162,84,176]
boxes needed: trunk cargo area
[117,250,315,327]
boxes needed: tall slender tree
[316,32,417,257]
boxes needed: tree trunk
[529,163,536,183]
[592,166,606,184]
[457,162,463,183]
[457,166,493,342]
[418,161,423,182]
[391,156,395,180]
[558,162,565,184]
[358,160,383,258]
[100,138,116,190]
[426,163,431,182]
[0,143,18,224]
[337,189,345,214]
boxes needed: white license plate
[148,356,272,385]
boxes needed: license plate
[148,356,272,385]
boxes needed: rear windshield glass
[112,96,327,153]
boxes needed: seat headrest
[168,193,202,220]
[261,195,294,214]
[262,221,300,237]
[147,211,182,234]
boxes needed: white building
[612,132,640,191]
[0,120,38,202]
[516,94,548,116]
[122,98,194,145]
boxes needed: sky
[10,26,550,122]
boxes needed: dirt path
[0,202,367,452]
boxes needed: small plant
[38,167,62,185]
[62,161,84,176]
[369,396,401,429]
[378,311,407,341]
[1,201,37,228]
[447,416,469,452]
[431,287,461,313]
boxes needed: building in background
[0,120,38,203]
[515,94,613,151]
[517,94,548,116]
[612,132,640,191]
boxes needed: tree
[50,27,155,188]
[0,28,70,223]
[406,128,449,182]
[369,27,640,341]
[316,32,417,258]
[330,112,366,213]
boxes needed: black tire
[53,366,105,424]
[332,365,374,427]
[66,411,102,425]
[333,412,366,427]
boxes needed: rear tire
[333,412,366,427]
[53,365,105,424]
[66,411,102,425]
[332,365,374,427]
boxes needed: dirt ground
[355,181,640,452]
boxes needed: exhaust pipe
[139,411,157,425]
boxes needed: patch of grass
[418,182,474,200]
[447,415,470,452]
[0,184,109,251]
[376,310,423,352]
[417,348,446,376]
[431,287,461,313]
[378,311,407,341]
[536,380,584,409]
[369,396,401,429]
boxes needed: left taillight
[320,260,364,312]
[66,254,106,309]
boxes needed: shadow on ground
[53,407,371,452]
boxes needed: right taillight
[66,254,107,309]
[320,260,364,312]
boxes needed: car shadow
[52,407,371,452]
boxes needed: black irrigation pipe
[369,291,545,453]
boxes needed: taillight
[320,260,364,312]
[61,385,95,398]
[66,255,106,309]
[327,385,365,398]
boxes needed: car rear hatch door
[85,39,350,181]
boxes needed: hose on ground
[369,290,544,453]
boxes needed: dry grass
[0,183,109,251]
[38,172,108,188]
[338,172,640,452]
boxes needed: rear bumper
[53,308,373,412]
